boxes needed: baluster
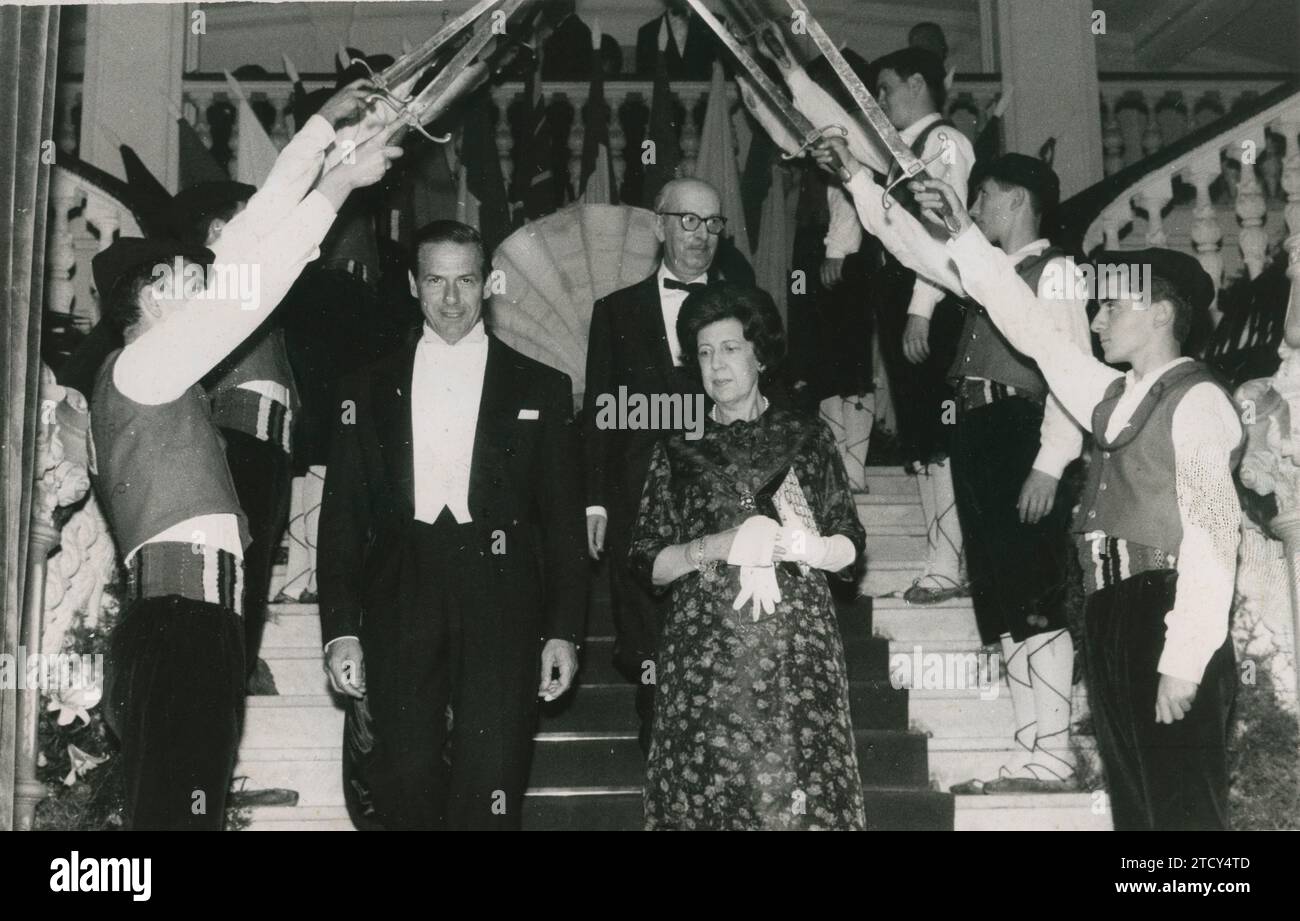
[1193,91,1226,130]
[1137,174,1173,247]
[1280,115,1300,241]
[1236,128,1269,279]
[1153,91,1188,149]
[608,85,628,195]
[1260,128,1284,201]
[1142,106,1164,159]
[1187,155,1225,322]
[1100,201,1133,250]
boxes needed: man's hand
[539,639,579,701]
[820,257,845,288]
[903,315,931,364]
[316,127,404,208]
[1155,673,1199,724]
[812,135,860,183]
[316,78,378,128]
[325,638,366,699]
[586,513,606,560]
[908,178,974,236]
[1017,469,1059,524]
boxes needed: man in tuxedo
[584,177,726,751]
[318,220,587,830]
[635,0,718,79]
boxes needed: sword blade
[782,0,926,177]
[379,0,510,90]
[406,0,524,126]
[682,0,816,141]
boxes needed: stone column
[79,3,186,192]
[994,0,1103,198]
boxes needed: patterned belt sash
[1077,533,1177,596]
[958,377,1044,412]
[127,542,244,617]
[211,388,293,455]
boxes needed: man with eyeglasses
[583,177,732,753]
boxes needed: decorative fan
[490,204,661,407]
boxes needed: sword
[682,0,843,160]
[377,0,512,90]
[781,0,961,231]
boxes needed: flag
[225,70,280,186]
[579,20,616,204]
[461,86,512,255]
[178,117,228,187]
[640,36,681,208]
[117,145,173,237]
[694,62,750,255]
[753,160,793,327]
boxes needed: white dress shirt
[412,319,489,524]
[945,225,1242,686]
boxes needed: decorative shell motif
[490,204,660,407]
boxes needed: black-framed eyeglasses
[659,211,728,235]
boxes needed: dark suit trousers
[950,397,1071,645]
[1082,570,1235,831]
[350,510,539,830]
[874,259,962,466]
[221,428,291,677]
[105,596,245,830]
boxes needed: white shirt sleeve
[842,170,967,297]
[946,225,1122,431]
[824,186,863,260]
[586,506,608,519]
[736,74,802,157]
[1030,257,1091,478]
[1160,384,1242,684]
[115,190,338,405]
[783,66,890,175]
[235,113,335,234]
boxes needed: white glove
[733,564,781,621]
[773,525,828,566]
[727,515,781,567]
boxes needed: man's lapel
[374,340,419,516]
[468,336,512,515]
[638,272,676,382]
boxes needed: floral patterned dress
[628,403,867,830]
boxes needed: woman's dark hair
[676,282,786,379]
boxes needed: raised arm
[114,125,403,405]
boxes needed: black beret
[91,237,214,301]
[1093,247,1216,313]
[167,180,256,241]
[974,153,1061,216]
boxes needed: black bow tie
[663,278,707,294]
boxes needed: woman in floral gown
[628,283,867,830]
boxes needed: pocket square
[518,408,540,420]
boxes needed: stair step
[855,494,924,528]
[861,469,920,497]
[873,598,981,643]
[862,532,928,562]
[926,736,1100,792]
[538,678,908,733]
[261,646,331,696]
[908,689,1015,739]
[953,793,1112,831]
[263,603,323,649]
[243,696,343,750]
[529,729,929,789]
[245,804,354,831]
[861,560,926,596]
[520,785,953,830]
